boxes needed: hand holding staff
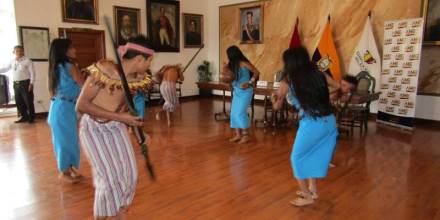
[103,16,155,181]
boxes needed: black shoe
[28,119,35,124]
[14,118,27,123]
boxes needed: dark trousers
[13,79,35,121]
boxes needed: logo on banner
[389,61,399,68]
[410,37,420,44]
[401,77,411,84]
[389,77,397,83]
[395,54,404,60]
[385,38,393,45]
[407,70,417,76]
[406,86,416,92]
[386,106,395,112]
[381,84,389,89]
[403,62,413,68]
[399,93,410,99]
[388,91,396,98]
[379,97,388,104]
[392,30,402,37]
[397,38,405,44]
[406,29,416,36]
[398,108,408,115]
[394,69,403,76]
[384,54,392,60]
[398,21,408,29]
[391,99,401,106]
[404,101,414,108]
[409,54,420,60]
[412,20,422,27]
[385,23,394,30]
[393,84,402,91]
[406,45,415,52]
[391,46,401,52]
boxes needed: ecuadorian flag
[312,20,341,81]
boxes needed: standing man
[0,45,36,123]
[242,11,260,42]
[155,7,173,46]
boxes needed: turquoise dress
[134,90,145,118]
[230,67,253,129]
[287,86,338,180]
[48,63,81,172]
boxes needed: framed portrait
[61,0,99,24]
[147,0,180,52]
[19,26,50,62]
[418,45,440,96]
[239,5,263,44]
[114,6,141,46]
[183,13,203,48]
[422,0,440,45]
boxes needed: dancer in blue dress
[272,46,338,206]
[222,46,260,144]
[47,38,85,184]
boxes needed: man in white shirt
[0,45,36,123]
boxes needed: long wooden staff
[104,16,155,180]
[181,44,204,74]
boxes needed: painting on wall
[422,0,440,45]
[62,0,99,24]
[183,13,203,48]
[239,5,263,44]
[147,0,180,52]
[418,45,440,96]
[114,6,140,46]
[19,26,50,61]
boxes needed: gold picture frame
[239,5,264,44]
[61,0,99,24]
[421,0,440,45]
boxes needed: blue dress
[134,90,145,118]
[47,63,81,172]
[287,86,338,180]
[230,67,253,129]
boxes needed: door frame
[58,28,106,60]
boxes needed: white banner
[377,18,424,129]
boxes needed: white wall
[13,0,440,121]
[13,0,208,113]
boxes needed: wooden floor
[1,99,440,220]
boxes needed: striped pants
[79,114,138,217]
[160,81,179,112]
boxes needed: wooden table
[196,81,281,125]
[197,82,231,120]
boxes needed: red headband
[118,42,155,58]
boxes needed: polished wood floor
[1,99,440,220]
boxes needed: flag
[289,18,301,48]
[348,16,381,89]
[312,19,341,81]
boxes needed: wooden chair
[337,71,376,134]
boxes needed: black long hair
[48,38,72,97]
[282,46,332,118]
[226,45,250,79]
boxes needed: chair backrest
[356,71,376,94]
[274,70,283,82]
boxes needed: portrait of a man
[240,6,263,44]
[183,14,203,48]
[62,0,98,24]
[148,0,180,52]
[114,6,140,45]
